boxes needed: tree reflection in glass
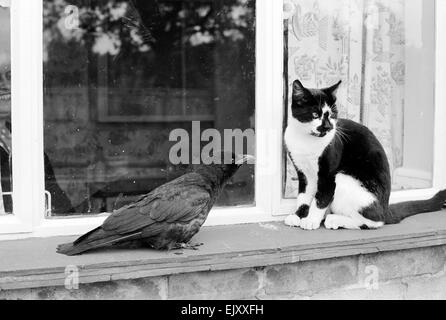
[43,0,256,215]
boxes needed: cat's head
[290,79,341,138]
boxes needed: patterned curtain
[284,0,405,197]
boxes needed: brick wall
[2,245,446,300]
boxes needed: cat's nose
[323,121,333,130]
[320,120,333,132]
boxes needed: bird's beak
[235,154,255,165]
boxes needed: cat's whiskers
[335,126,349,144]
[336,128,347,141]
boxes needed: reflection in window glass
[283,0,435,198]
[0,1,12,214]
[43,0,256,216]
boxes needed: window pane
[0,1,12,214]
[43,0,255,216]
[284,0,435,198]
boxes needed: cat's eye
[312,112,319,119]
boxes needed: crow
[57,153,254,256]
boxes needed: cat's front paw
[324,214,340,230]
[300,216,322,230]
[284,214,301,227]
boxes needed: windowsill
[1,210,446,291]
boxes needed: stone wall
[1,245,446,300]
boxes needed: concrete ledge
[1,211,446,292]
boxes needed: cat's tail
[387,189,446,224]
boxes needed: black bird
[57,153,254,256]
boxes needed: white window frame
[0,0,445,240]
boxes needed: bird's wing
[101,175,211,235]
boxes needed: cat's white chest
[284,125,334,176]
[285,139,319,177]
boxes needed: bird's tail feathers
[57,229,142,256]
[73,226,102,245]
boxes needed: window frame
[0,0,42,235]
[0,0,445,240]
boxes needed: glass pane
[283,0,435,198]
[43,0,255,216]
[0,1,12,214]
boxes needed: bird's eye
[312,112,319,119]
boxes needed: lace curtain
[284,0,406,197]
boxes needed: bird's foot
[173,242,204,251]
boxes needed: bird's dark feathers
[73,226,102,245]
[101,173,212,236]
[57,157,249,255]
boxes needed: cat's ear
[292,79,309,97]
[323,80,342,96]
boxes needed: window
[0,0,445,239]
[43,0,255,216]
[0,1,11,215]
[283,0,437,198]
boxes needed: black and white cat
[284,79,446,231]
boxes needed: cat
[284,79,446,230]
